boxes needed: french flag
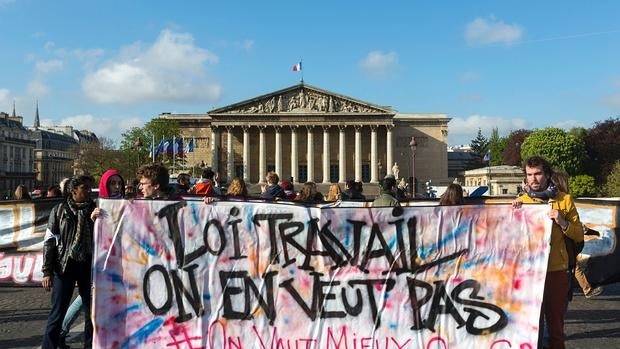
[292,62,302,71]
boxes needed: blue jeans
[61,295,84,338]
[42,258,92,349]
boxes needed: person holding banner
[137,164,179,200]
[513,156,583,349]
[41,175,97,349]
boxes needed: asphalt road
[1,283,618,349]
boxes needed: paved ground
[0,283,618,349]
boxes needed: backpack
[192,181,213,195]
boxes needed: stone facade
[0,113,36,198]
[464,165,524,196]
[160,84,450,189]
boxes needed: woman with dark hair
[41,175,96,349]
[439,183,465,205]
[296,182,324,203]
[59,169,125,347]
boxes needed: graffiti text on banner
[93,200,552,348]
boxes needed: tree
[119,118,182,172]
[568,174,597,197]
[502,129,531,166]
[73,137,134,183]
[583,118,620,184]
[470,128,489,161]
[603,160,620,196]
[520,127,586,176]
[488,128,507,166]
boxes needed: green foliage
[488,128,507,166]
[502,129,531,166]
[568,174,597,197]
[470,128,489,159]
[118,118,182,175]
[520,127,586,176]
[75,137,134,182]
[603,160,620,196]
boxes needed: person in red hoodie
[98,169,125,199]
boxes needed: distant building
[447,145,483,181]
[0,107,36,198]
[27,103,99,189]
[159,83,451,191]
[464,165,524,196]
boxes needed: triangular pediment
[210,84,393,115]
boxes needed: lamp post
[409,136,417,197]
[134,137,143,170]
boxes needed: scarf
[524,181,558,201]
[67,198,93,261]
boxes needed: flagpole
[174,136,177,174]
[300,58,304,83]
[151,134,155,163]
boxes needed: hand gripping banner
[92,199,552,349]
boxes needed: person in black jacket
[41,175,96,349]
[260,171,287,200]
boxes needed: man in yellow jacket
[513,156,583,349]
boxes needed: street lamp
[134,137,143,169]
[409,136,417,197]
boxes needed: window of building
[362,164,370,183]
[329,164,339,183]
[298,165,307,183]
[234,165,244,179]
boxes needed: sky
[1,0,619,147]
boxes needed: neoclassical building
[160,83,450,189]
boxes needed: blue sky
[1,1,619,146]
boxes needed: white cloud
[465,17,523,46]
[45,114,144,142]
[27,80,49,96]
[83,29,221,104]
[73,48,104,62]
[460,71,480,83]
[359,51,399,80]
[239,39,255,51]
[35,59,63,74]
[448,114,528,145]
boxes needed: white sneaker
[585,286,604,298]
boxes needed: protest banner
[93,199,552,349]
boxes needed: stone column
[354,125,362,182]
[226,126,234,181]
[307,126,314,182]
[275,126,282,177]
[243,126,250,182]
[322,126,330,183]
[339,125,346,183]
[290,126,298,183]
[370,125,378,183]
[259,126,266,183]
[210,126,220,174]
[386,125,393,177]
